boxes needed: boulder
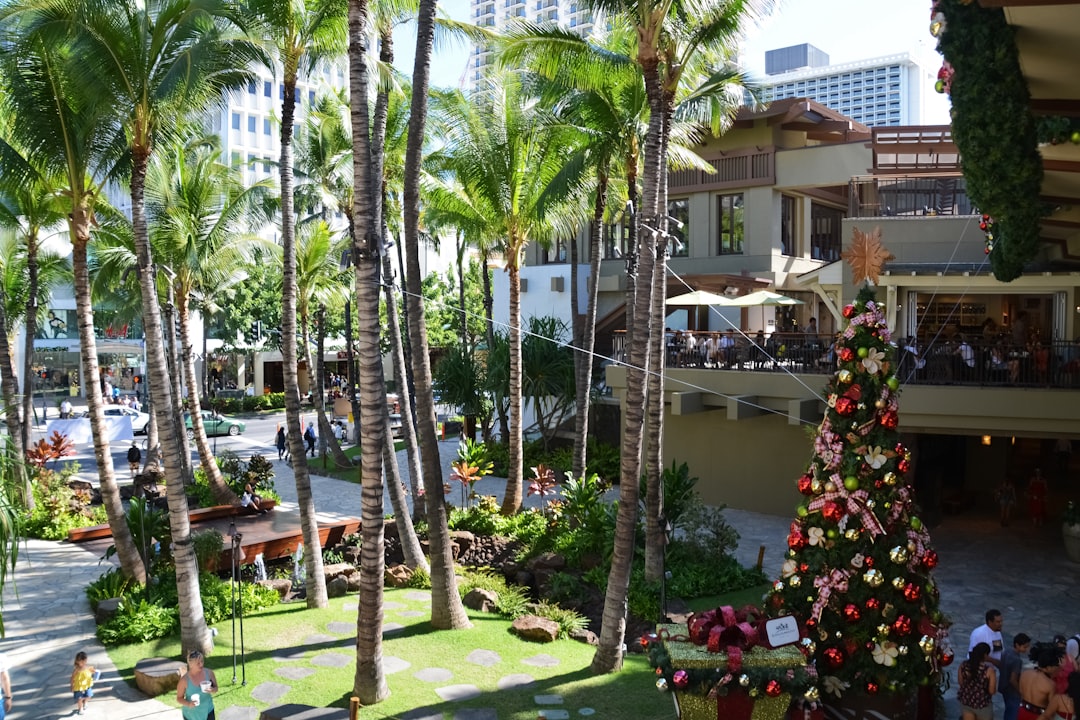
[526,552,566,572]
[462,588,499,613]
[326,576,348,598]
[342,546,361,564]
[569,628,599,645]
[94,597,123,626]
[134,657,186,697]
[345,573,361,592]
[384,565,412,588]
[510,615,559,643]
[450,530,475,555]
[322,563,357,581]
[257,578,292,601]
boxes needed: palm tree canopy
[244,0,347,81]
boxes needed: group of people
[995,468,1050,527]
[961,609,1080,720]
[273,422,321,462]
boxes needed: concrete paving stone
[403,591,432,602]
[465,649,501,667]
[382,622,405,634]
[453,709,498,720]
[326,621,354,635]
[496,673,534,690]
[275,667,317,680]
[311,652,352,668]
[271,647,308,662]
[218,706,260,720]
[383,656,411,674]
[397,711,442,720]
[342,602,358,611]
[521,654,561,668]
[250,681,292,704]
[434,684,483,702]
[537,711,569,720]
[534,694,564,705]
[414,667,454,682]
[383,601,407,610]
[578,709,596,716]
[398,610,425,617]
[302,633,337,645]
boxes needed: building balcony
[668,146,775,194]
[848,175,975,218]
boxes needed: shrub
[405,564,431,589]
[639,460,699,532]
[532,600,589,638]
[96,598,178,646]
[679,498,740,559]
[191,529,224,570]
[457,568,529,617]
[627,568,662,621]
[23,465,105,540]
[199,573,280,625]
[86,568,137,610]
[544,571,582,605]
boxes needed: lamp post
[227,519,246,685]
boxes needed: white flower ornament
[864,446,887,469]
[862,348,885,374]
[807,527,825,546]
[823,675,850,698]
[872,642,899,667]
[782,559,798,577]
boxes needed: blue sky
[391,0,950,121]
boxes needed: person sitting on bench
[240,483,268,515]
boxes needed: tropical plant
[528,464,558,517]
[520,316,576,448]
[449,439,494,509]
[25,431,75,470]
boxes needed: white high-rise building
[469,0,597,88]
[755,43,941,127]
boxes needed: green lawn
[308,441,406,483]
[107,587,677,720]
[687,583,772,613]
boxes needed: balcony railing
[668,147,775,193]
[848,176,975,218]
[611,332,1080,390]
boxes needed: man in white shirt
[719,330,736,368]
[969,608,1005,667]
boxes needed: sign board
[764,615,800,648]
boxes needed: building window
[264,80,271,97]
[308,90,315,105]
[780,195,796,256]
[544,238,568,264]
[247,115,256,133]
[810,203,843,262]
[668,198,689,257]
[231,112,240,130]
[248,81,256,94]
[230,151,240,166]
[717,193,743,255]
[603,223,630,260]
[263,118,271,135]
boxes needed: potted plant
[1062,501,1080,563]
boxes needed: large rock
[450,530,475,555]
[569,628,598,645]
[510,615,559,643]
[322,563,357,581]
[526,552,566,572]
[257,578,292,601]
[384,565,412,588]
[94,597,123,626]
[326,576,348,598]
[462,588,499,613]
[134,657,186,697]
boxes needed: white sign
[764,615,801,648]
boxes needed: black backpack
[127,446,141,463]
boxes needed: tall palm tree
[399,0,472,631]
[0,10,145,584]
[247,0,347,611]
[425,74,584,516]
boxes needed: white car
[102,406,150,435]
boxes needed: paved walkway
[4,437,1079,718]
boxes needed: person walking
[176,650,217,720]
[0,651,12,719]
[304,422,316,457]
[274,426,286,461]
[70,651,96,716]
[127,443,142,480]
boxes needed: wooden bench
[67,500,277,543]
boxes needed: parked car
[389,413,403,439]
[102,406,150,435]
[184,410,246,439]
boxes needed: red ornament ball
[797,474,814,495]
[835,397,857,416]
[656,666,664,676]
[673,670,689,689]
[788,531,808,551]
[823,647,846,670]
[806,618,817,629]
[843,603,862,623]
[865,597,881,611]
[839,347,855,363]
[766,680,782,697]
[842,304,855,319]
[941,651,955,667]
[922,550,939,570]
[898,458,911,474]
[844,384,863,401]
[895,443,906,455]
[866,681,880,695]
[866,640,876,651]
[893,615,913,635]
[640,634,657,649]
[881,410,899,429]
[800,563,809,572]
[822,501,845,524]
[865,556,875,568]
[903,583,922,603]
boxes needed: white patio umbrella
[666,290,734,306]
[727,290,804,307]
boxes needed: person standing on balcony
[719,330,735,368]
[804,317,817,337]
[954,334,976,381]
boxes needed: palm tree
[0,10,146,584]
[425,74,584,516]
[247,0,347,611]
[398,0,472,631]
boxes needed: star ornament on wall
[843,227,895,285]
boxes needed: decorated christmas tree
[769,229,951,708]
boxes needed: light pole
[228,519,246,685]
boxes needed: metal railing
[848,176,975,218]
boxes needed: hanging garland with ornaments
[768,232,952,706]
[931,0,1044,282]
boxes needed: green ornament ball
[797,505,809,518]
[1072,130,1080,145]
[826,528,839,540]
[858,347,869,358]
[911,517,923,531]
[844,476,860,491]
[887,376,900,391]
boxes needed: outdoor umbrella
[665,290,734,306]
[726,290,804,307]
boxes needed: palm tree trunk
[591,58,665,674]
[402,0,470,631]
[501,253,524,515]
[572,175,608,479]
[313,303,351,467]
[623,157,640,350]
[176,293,236,505]
[20,231,38,457]
[483,247,508,443]
[0,283,28,508]
[382,239,424,516]
[131,145,210,653]
[163,288,194,485]
[349,1,390,702]
[280,73,328,610]
[382,409,427,572]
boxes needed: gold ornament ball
[807,596,815,603]
[835,631,843,639]
[819,629,828,641]
[875,398,886,409]
[811,479,823,494]
[892,576,906,590]
[839,369,853,384]
[739,675,750,687]
[749,688,760,698]
[864,569,884,587]
[919,635,935,654]
[805,687,821,702]
[845,529,859,540]
[802,638,817,655]
[774,581,785,592]
[907,541,917,554]
[789,576,801,588]
[825,481,837,493]
[898,645,909,656]
[877,624,890,637]
[883,472,898,486]
[890,546,909,564]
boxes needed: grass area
[308,441,407,483]
[686,583,772,613]
[107,587,676,720]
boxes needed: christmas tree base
[821,689,917,720]
[673,689,790,720]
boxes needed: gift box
[653,623,810,720]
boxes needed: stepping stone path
[454,710,498,720]
[414,667,453,683]
[522,654,561,668]
[326,621,353,634]
[274,666,316,680]
[578,709,596,716]
[399,711,441,720]
[303,633,337,645]
[382,622,405,634]
[311,652,352,668]
[342,601,358,611]
[399,610,425,617]
[404,591,432,602]
[383,601,407,610]
[383,656,411,674]
[537,712,570,720]
[465,649,501,667]
[496,673,534,690]
[271,647,307,662]
[435,684,482,702]
[250,681,292,704]
[218,707,259,720]
[535,694,564,705]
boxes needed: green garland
[935,0,1044,281]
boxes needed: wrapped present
[647,624,813,720]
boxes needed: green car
[184,410,246,439]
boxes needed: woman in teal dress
[176,650,218,720]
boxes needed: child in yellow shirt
[70,651,96,715]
